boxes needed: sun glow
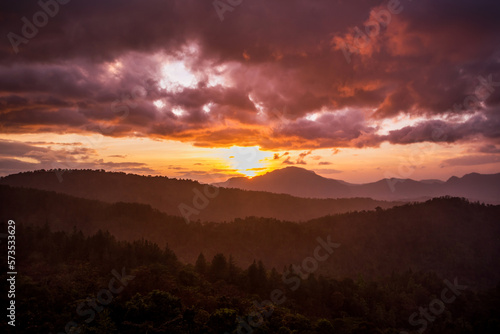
[218,146,273,178]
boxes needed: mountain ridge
[2,184,499,288]
[0,169,402,223]
[216,166,500,204]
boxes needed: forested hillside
[1,224,499,334]
[2,185,499,288]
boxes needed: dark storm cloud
[0,158,38,172]
[0,139,49,156]
[385,108,500,145]
[0,107,87,131]
[1,0,500,149]
[441,155,500,167]
[273,110,379,148]
[0,139,96,162]
[478,144,500,154]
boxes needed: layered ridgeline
[1,184,499,288]
[217,166,500,204]
[0,170,402,222]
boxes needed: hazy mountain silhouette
[2,184,499,287]
[218,167,353,198]
[217,166,500,203]
[0,169,401,222]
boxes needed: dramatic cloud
[1,0,499,150]
[384,110,500,145]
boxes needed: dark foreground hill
[5,223,500,334]
[0,169,401,222]
[2,184,499,288]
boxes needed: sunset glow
[0,0,499,184]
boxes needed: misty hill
[217,166,500,203]
[0,169,400,222]
[2,184,499,288]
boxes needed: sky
[1,0,500,183]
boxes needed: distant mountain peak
[279,166,315,172]
[267,166,320,177]
[216,168,500,204]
